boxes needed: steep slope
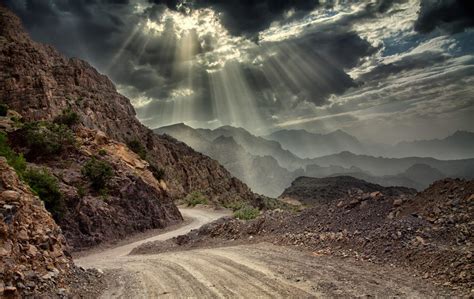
[0,5,256,205]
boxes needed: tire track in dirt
[76,208,446,298]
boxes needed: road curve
[75,208,230,268]
[75,208,444,298]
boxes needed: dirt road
[76,208,444,298]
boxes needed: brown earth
[133,178,473,296]
[76,208,450,298]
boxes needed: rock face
[51,127,183,250]
[0,4,256,204]
[0,158,72,296]
[280,176,416,206]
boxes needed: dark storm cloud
[415,0,474,34]
[151,0,321,37]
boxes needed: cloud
[4,0,473,142]
[151,0,321,38]
[415,0,474,33]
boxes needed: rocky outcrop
[0,4,257,204]
[0,158,72,296]
[280,176,416,206]
[49,127,183,250]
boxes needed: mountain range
[157,123,474,196]
[266,128,474,160]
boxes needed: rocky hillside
[280,176,416,206]
[0,4,256,205]
[133,178,474,296]
[0,158,102,297]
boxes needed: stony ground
[74,208,452,298]
[133,179,473,296]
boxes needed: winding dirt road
[75,208,444,298]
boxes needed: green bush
[98,149,107,156]
[127,139,147,160]
[233,205,260,220]
[22,122,76,158]
[0,103,8,116]
[223,201,245,212]
[0,132,27,174]
[54,108,80,127]
[148,163,165,180]
[24,168,63,220]
[184,191,208,207]
[82,157,114,190]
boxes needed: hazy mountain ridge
[265,129,370,158]
[157,124,474,196]
[267,128,474,160]
[389,130,474,160]
[156,124,302,196]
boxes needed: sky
[6,0,474,143]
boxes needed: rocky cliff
[1,158,70,296]
[0,4,256,205]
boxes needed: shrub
[223,201,245,212]
[0,132,27,174]
[184,191,208,207]
[24,168,63,220]
[233,205,260,220]
[22,122,76,158]
[127,139,147,160]
[148,163,165,180]
[0,103,8,116]
[98,149,107,156]
[54,108,80,127]
[82,157,114,190]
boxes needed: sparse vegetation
[184,191,208,207]
[54,108,80,127]
[0,132,27,174]
[127,139,147,160]
[1,132,65,219]
[24,168,64,220]
[0,103,8,116]
[82,157,114,191]
[223,201,245,211]
[21,122,76,158]
[148,163,165,180]
[233,205,260,220]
